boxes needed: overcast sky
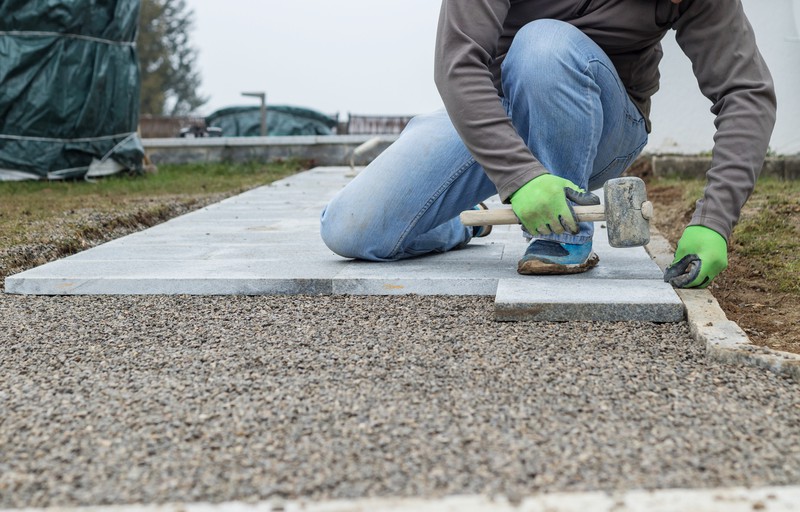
[190,0,444,117]
[188,0,800,153]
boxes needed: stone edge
[3,486,800,511]
[644,230,800,383]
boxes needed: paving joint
[645,229,800,383]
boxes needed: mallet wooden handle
[460,204,606,226]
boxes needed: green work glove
[664,225,728,288]
[510,174,589,236]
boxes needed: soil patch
[629,158,800,355]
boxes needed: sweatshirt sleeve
[673,0,777,242]
[434,0,548,202]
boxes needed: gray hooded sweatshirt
[434,0,776,241]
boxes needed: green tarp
[0,0,143,180]
[206,106,337,137]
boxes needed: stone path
[4,167,682,322]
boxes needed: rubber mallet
[460,177,654,248]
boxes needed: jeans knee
[502,19,588,89]
[320,202,396,261]
[320,204,357,259]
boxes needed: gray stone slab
[499,244,663,280]
[167,210,322,223]
[494,278,684,322]
[61,243,332,262]
[5,259,343,295]
[4,165,681,311]
[104,230,325,245]
[141,219,321,234]
[329,245,507,295]
[332,278,498,296]
[6,277,333,296]
[201,195,337,211]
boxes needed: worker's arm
[664,0,776,288]
[434,0,549,203]
[672,0,776,242]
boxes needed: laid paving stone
[104,230,327,245]
[495,278,684,322]
[63,243,321,262]
[333,277,499,296]
[4,166,683,322]
[140,220,322,234]
[4,259,341,295]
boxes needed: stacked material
[0,0,143,180]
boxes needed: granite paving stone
[4,166,683,322]
[495,278,684,322]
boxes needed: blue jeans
[321,19,648,261]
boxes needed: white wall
[646,0,800,155]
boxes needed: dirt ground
[629,159,800,355]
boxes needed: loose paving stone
[495,278,684,322]
[4,167,682,322]
[0,294,798,508]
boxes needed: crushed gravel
[0,294,798,508]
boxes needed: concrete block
[494,277,685,322]
[143,136,398,167]
[652,155,800,180]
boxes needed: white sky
[190,0,444,118]
[188,0,800,153]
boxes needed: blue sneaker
[471,203,492,238]
[517,239,599,275]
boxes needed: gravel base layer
[1,294,799,508]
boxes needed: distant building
[647,0,800,155]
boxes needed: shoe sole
[517,252,600,275]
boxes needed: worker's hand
[664,225,728,288]
[510,174,593,236]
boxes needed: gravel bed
[1,294,798,508]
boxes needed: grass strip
[652,176,800,294]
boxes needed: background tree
[138,0,207,115]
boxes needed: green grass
[0,160,308,247]
[0,160,306,213]
[730,179,800,293]
[652,176,800,294]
